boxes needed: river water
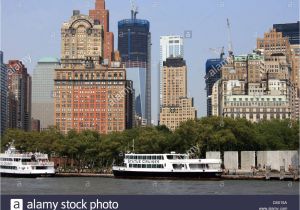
[1,177,299,195]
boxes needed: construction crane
[209,47,225,59]
[226,18,234,57]
[130,0,138,19]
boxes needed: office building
[159,35,184,113]
[212,52,291,122]
[118,8,151,125]
[205,58,225,116]
[32,57,60,130]
[7,60,31,131]
[273,22,300,119]
[61,10,103,61]
[0,51,8,135]
[160,57,196,130]
[89,0,114,61]
[55,10,133,134]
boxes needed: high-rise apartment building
[7,60,31,131]
[55,10,133,134]
[32,57,60,130]
[159,36,184,112]
[160,57,196,130]
[118,8,151,125]
[0,51,8,135]
[89,0,114,61]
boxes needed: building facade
[159,35,184,116]
[32,57,60,130]
[54,63,131,134]
[61,10,104,62]
[160,57,196,130]
[273,22,300,120]
[0,51,8,135]
[118,12,151,125]
[212,52,291,122]
[89,0,114,62]
[31,118,41,132]
[210,24,299,122]
[205,58,225,116]
[257,27,297,120]
[7,60,31,131]
[55,10,133,134]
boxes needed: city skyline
[1,0,299,123]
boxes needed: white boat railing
[21,162,54,166]
[1,153,48,158]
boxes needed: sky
[1,0,299,124]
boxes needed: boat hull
[113,170,222,179]
[0,172,55,178]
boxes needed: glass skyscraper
[118,12,151,126]
[205,58,224,116]
[32,57,60,130]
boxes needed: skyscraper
[55,10,133,134]
[205,58,224,116]
[7,60,31,131]
[32,57,60,130]
[0,51,8,135]
[160,57,197,131]
[159,36,184,113]
[89,0,114,62]
[118,6,151,126]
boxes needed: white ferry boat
[112,152,222,178]
[0,142,55,177]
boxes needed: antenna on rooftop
[227,18,234,57]
[130,0,138,19]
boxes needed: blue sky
[1,0,299,123]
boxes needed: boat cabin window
[21,159,32,162]
[128,164,164,168]
[125,155,164,160]
[0,158,13,161]
[189,164,209,169]
[0,166,17,170]
[167,155,186,160]
[172,164,186,170]
[36,166,47,170]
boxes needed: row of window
[0,166,17,170]
[126,155,164,160]
[0,158,31,162]
[128,164,164,169]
